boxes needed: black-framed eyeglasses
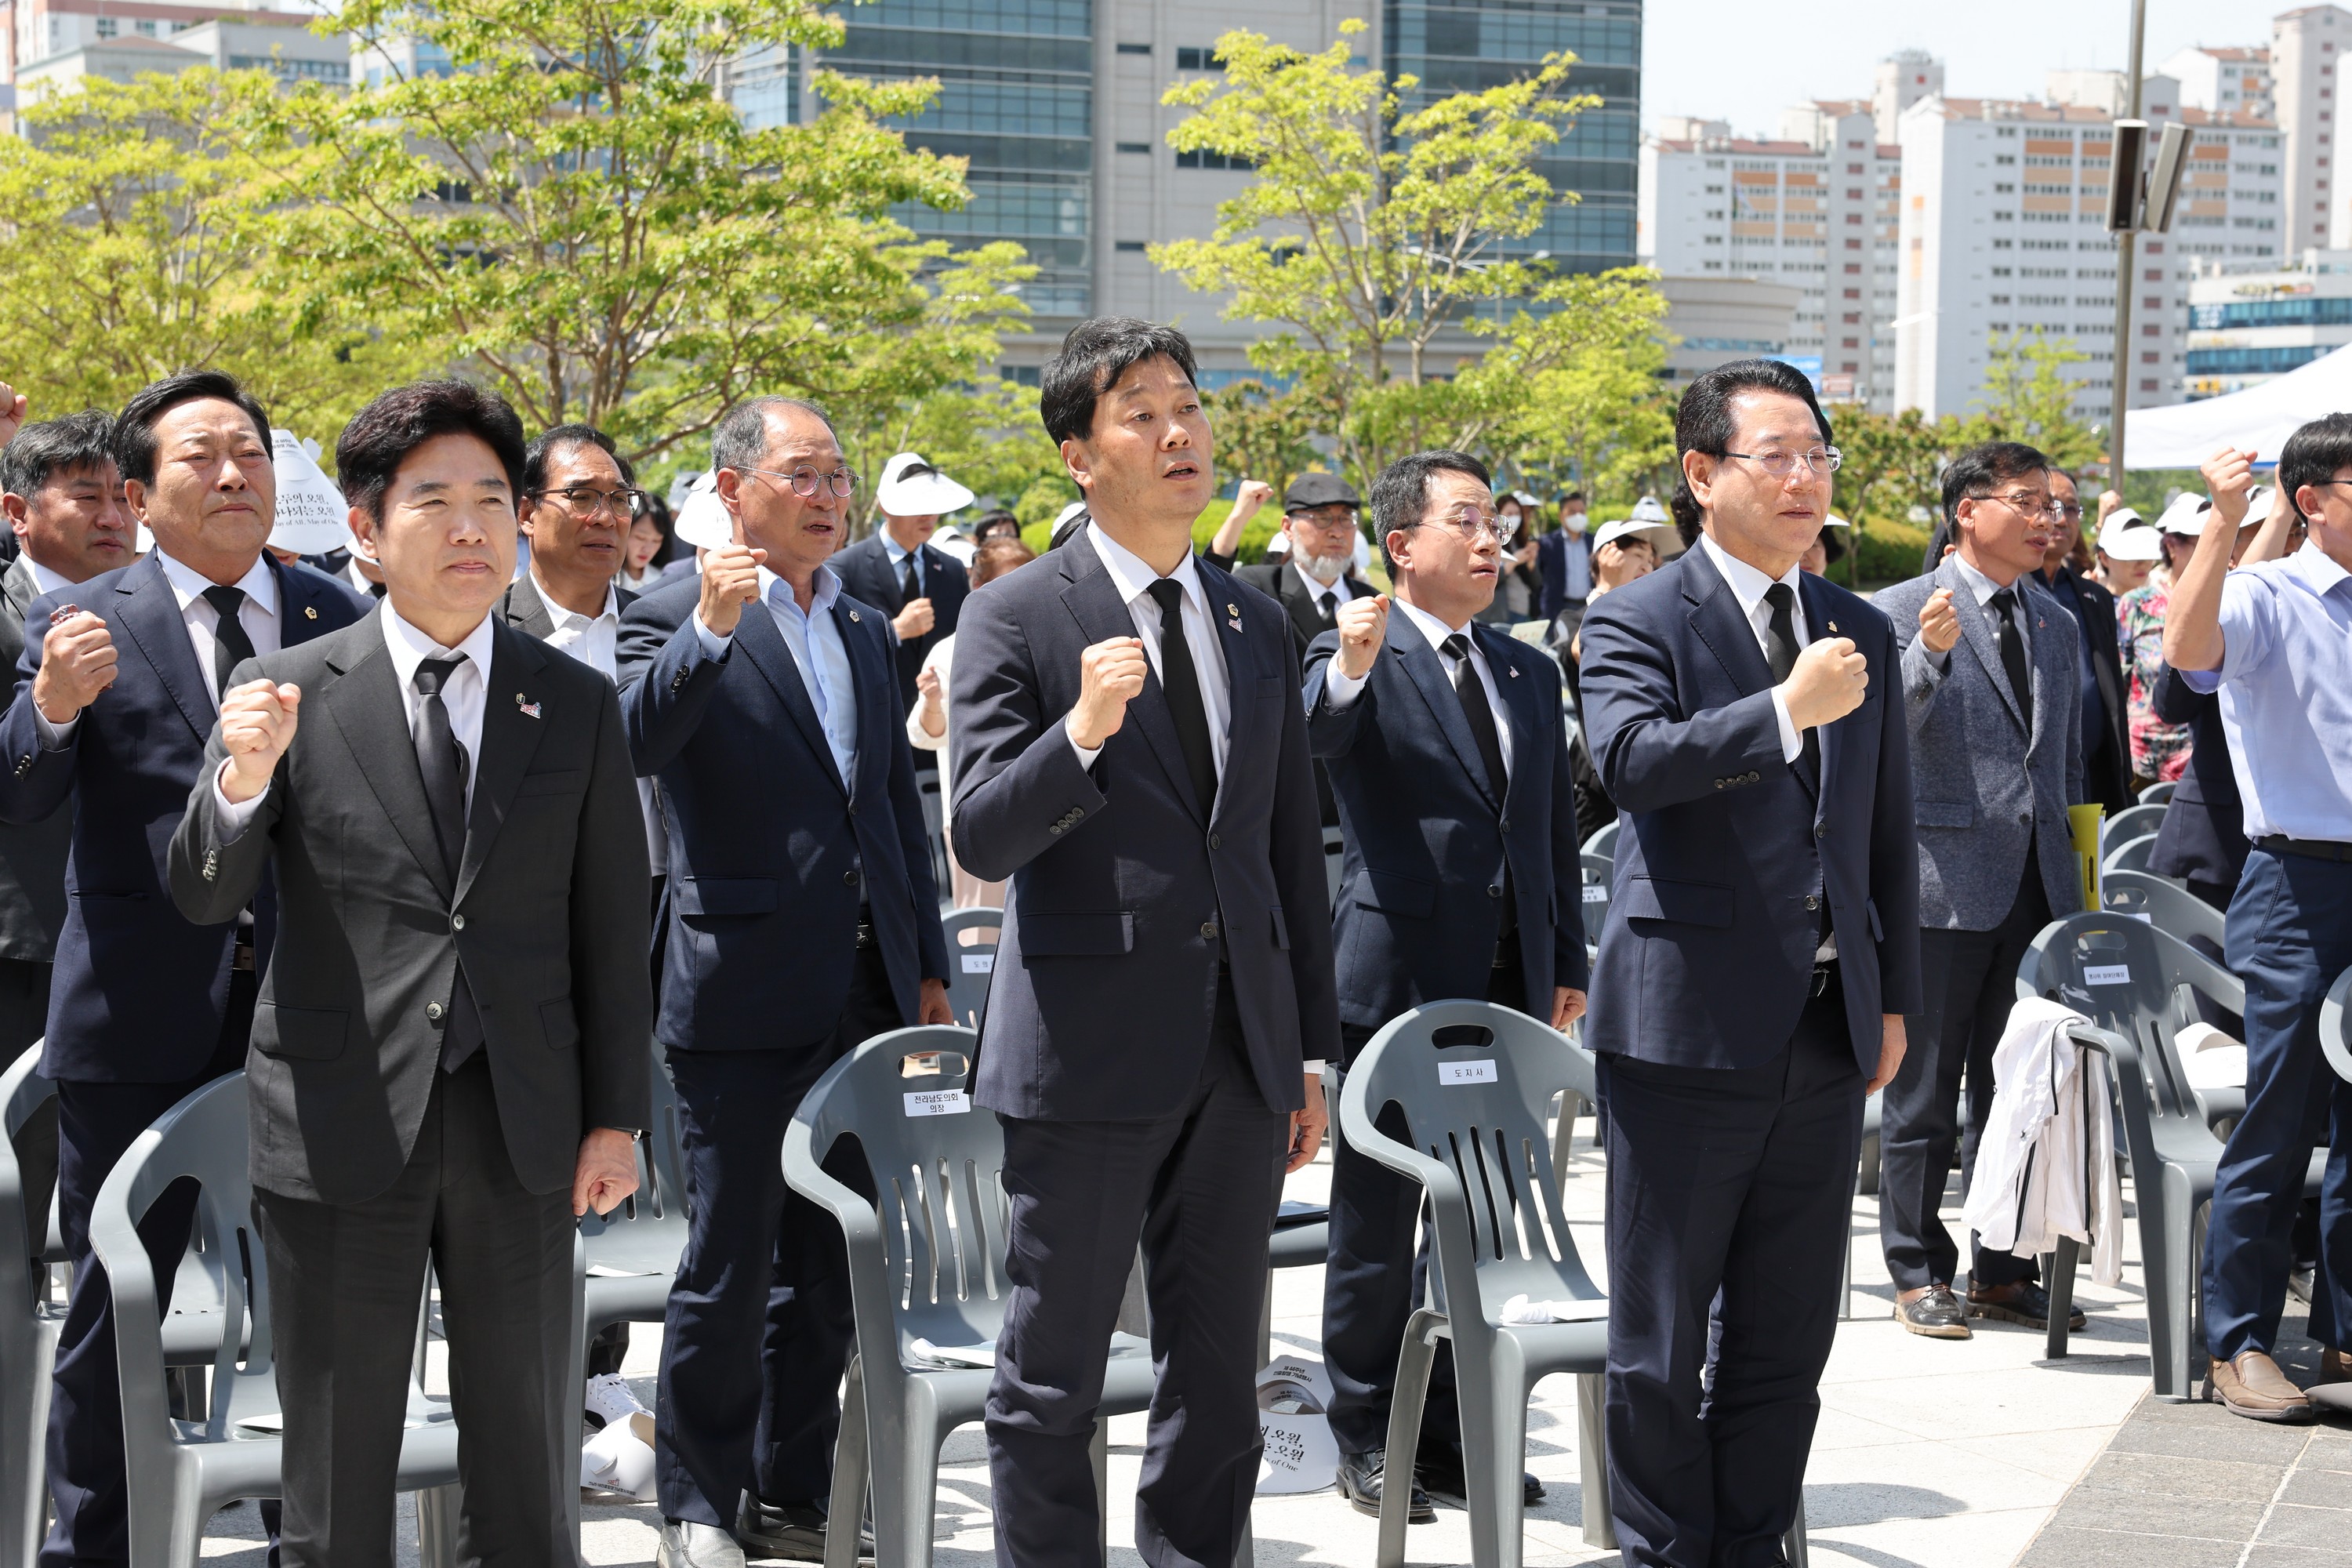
[1722,446,1842,478]
[531,485,648,521]
[743,465,859,499]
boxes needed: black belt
[2258,835,2352,864]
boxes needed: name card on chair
[960,953,995,974]
[1438,1061,1498,1086]
[904,1090,972,1117]
[2084,964,2132,986]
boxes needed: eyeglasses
[1410,506,1510,544]
[1971,490,2067,521]
[2052,502,2085,521]
[1722,446,1842,479]
[532,485,648,521]
[743,466,860,499]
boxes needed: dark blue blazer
[829,533,971,708]
[0,550,369,1083]
[1535,530,1590,622]
[946,538,1340,1122]
[617,572,949,1054]
[1577,545,1922,1073]
[1302,619,1588,1036]
[2149,662,2247,890]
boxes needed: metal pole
[2110,0,2151,489]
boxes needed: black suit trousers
[1878,859,2052,1293]
[1598,981,1863,1568]
[655,940,898,1524]
[985,977,1288,1568]
[258,1053,575,1568]
[41,970,253,1568]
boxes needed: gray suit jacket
[496,571,637,645]
[1875,557,2083,931]
[166,610,652,1204]
[0,556,71,964]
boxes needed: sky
[1640,0,2293,139]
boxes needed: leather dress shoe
[1335,1449,1435,1523]
[1967,1281,2085,1332]
[658,1522,747,1568]
[734,1497,876,1564]
[2210,1350,2316,1423]
[1893,1285,1971,1339]
[1414,1446,1543,1508]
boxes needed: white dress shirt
[1698,533,1806,764]
[26,559,75,599]
[1319,597,1514,778]
[537,572,619,680]
[1065,526,1232,775]
[38,550,280,746]
[217,604,494,838]
[1930,554,2034,680]
[692,564,859,786]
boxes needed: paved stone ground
[194,1108,2177,1568]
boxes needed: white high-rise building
[2273,6,2352,252]
[2161,44,2275,121]
[1639,104,1901,408]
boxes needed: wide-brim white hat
[1823,513,1851,528]
[1591,517,1679,556]
[2096,514,2164,561]
[877,452,975,517]
[673,471,735,550]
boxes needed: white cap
[876,452,975,518]
[2243,484,2272,518]
[2155,491,2212,537]
[673,471,735,550]
[2096,514,2165,561]
[1628,495,1671,524]
[1591,517,1679,555]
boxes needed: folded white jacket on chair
[1962,996,2125,1286]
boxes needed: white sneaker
[584,1371,649,1430]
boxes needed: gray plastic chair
[579,1044,688,1350]
[2016,913,2323,1396]
[939,909,1003,1032]
[2320,967,2352,1089]
[1324,824,1346,908]
[1579,819,1620,863]
[86,1073,563,1568]
[2140,781,2176,807]
[2100,801,2168,852]
[2101,832,2166,878]
[783,1027,1156,1568]
[1577,853,1612,948]
[2100,868,2225,950]
[0,1045,62,1568]
[916,771,951,908]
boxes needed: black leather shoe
[1335,1449,1436,1523]
[733,1497,875,1564]
[1893,1284,1972,1339]
[1415,1446,1543,1508]
[1968,1280,2086,1332]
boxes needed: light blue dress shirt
[694,564,859,786]
[880,530,924,596]
[2181,545,2352,843]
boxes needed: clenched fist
[893,597,936,641]
[0,382,24,448]
[697,541,767,637]
[218,680,301,804]
[1332,593,1389,680]
[1780,635,1868,732]
[2201,445,2260,530]
[33,612,118,724]
[1917,587,1961,655]
[1067,636,1149,751]
[1229,478,1275,520]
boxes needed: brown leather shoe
[2210,1350,2317,1422]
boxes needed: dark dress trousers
[0,550,365,1568]
[0,556,71,1055]
[947,536,1339,1568]
[2040,564,2132,815]
[1871,560,2084,1296]
[1577,545,1921,1568]
[829,531,970,713]
[1301,615,1589,1457]
[2150,662,2249,909]
[617,571,948,1524]
[1232,559,1375,826]
[167,609,650,1567]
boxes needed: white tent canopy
[2125,340,2352,470]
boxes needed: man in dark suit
[948,318,1338,1568]
[1874,443,2085,1339]
[1535,490,1592,626]
[619,397,950,1568]
[1303,449,1589,1519]
[0,370,368,1568]
[1579,358,1921,1567]
[827,449,973,720]
[0,409,134,1061]
[2034,466,2132,815]
[166,380,650,1567]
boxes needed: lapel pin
[303,605,318,620]
[847,608,862,624]
[1508,666,1519,678]
[1226,603,1239,619]
[1828,619,1839,635]
[515,693,541,719]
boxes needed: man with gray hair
[617,394,951,1568]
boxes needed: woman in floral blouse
[2115,506,2203,783]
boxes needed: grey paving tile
[2017,1524,2249,1567]
[2109,1415,2314,1465]
[2256,1501,2352,1550]
[2281,1466,2352,1509]
[2039,1487,2266,1543]
[2243,1548,2352,1566]
[2076,1448,2294,1502]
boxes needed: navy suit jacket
[2149,662,2247,889]
[830,533,971,709]
[617,572,948,1054]
[1303,619,1588,1036]
[0,550,369,1083]
[1577,545,1922,1074]
[1536,530,1591,622]
[2044,564,2132,814]
[946,536,1340,1122]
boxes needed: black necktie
[1989,587,2034,714]
[1764,583,1820,782]
[899,552,921,611]
[1144,578,1218,818]
[201,586,256,702]
[1441,633,1515,943]
[1318,590,1338,626]
[412,655,481,1072]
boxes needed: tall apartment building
[2272,6,2352,250]
[794,0,1643,377]
[1639,105,1901,408]
[1892,76,2284,423]
[2186,249,2352,395]
[2162,44,2275,120]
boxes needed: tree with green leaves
[1973,328,2101,471]
[1200,379,1332,498]
[1472,270,1673,499]
[1151,23,1666,486]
